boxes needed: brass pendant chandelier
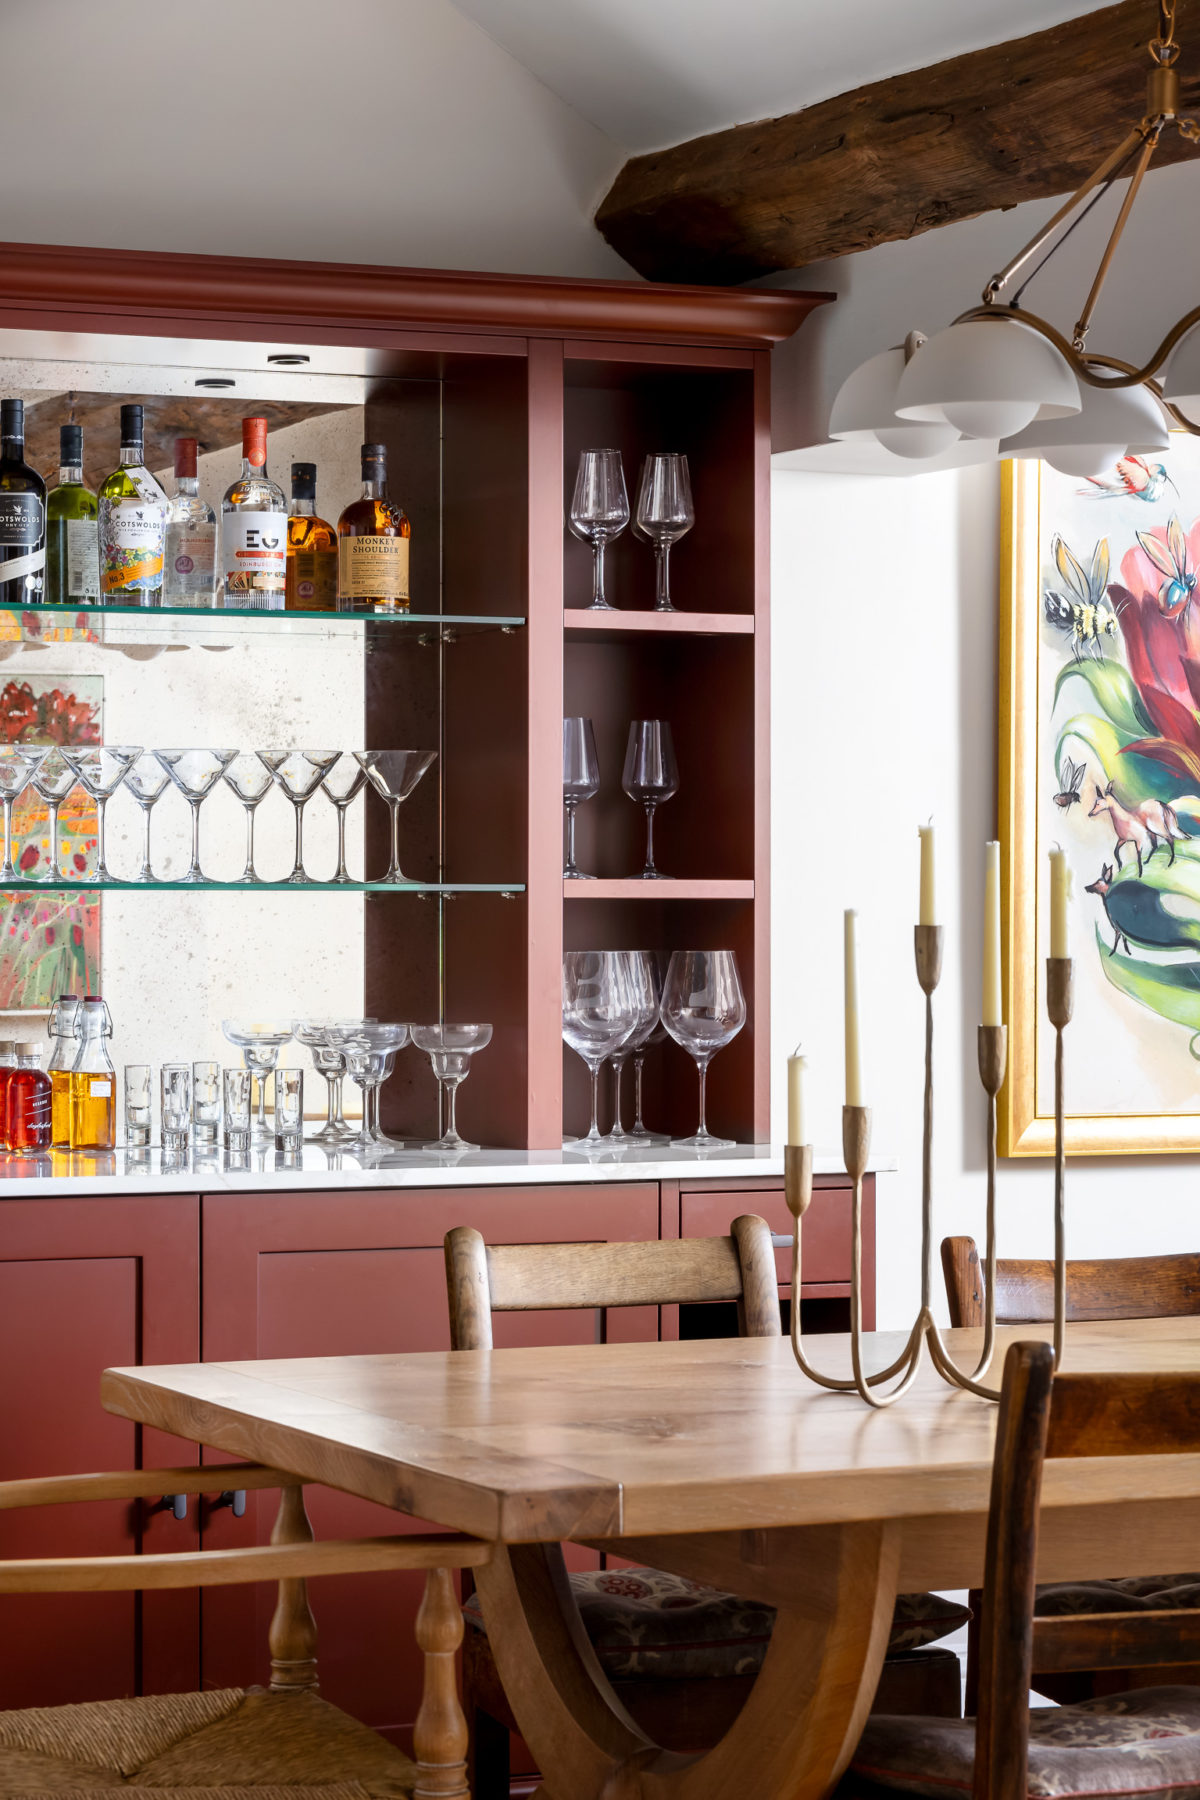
[829,1,1200,474]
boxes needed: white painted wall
[1,0,629,280]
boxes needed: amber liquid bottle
[47,994,81,1148]
[9,1043,50,1150]
[70,996,115,1151]
[286,462,337,612]
[337,443,411,614]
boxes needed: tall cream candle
[787,1048,807,1146]
[844,909,863,1107]
[1049,847,1070,959]
[983,841,1002,1026]
[918,825,936,926]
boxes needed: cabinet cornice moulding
[0,241,831,349]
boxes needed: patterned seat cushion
[462,1568,967,1681]
[851,1686,1200,1798]
[1036,1576,1200,1617]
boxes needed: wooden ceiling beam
[594,0,1200,283]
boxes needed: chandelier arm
[954,299,1200,391]
[1072,124,1163,349]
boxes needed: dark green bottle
[45,424,99,605]
[0,399,45,606]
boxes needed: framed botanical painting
[1000,441,1200,1154]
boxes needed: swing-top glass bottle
[71,997,115,1151]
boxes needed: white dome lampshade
[828,345,960,460]
[895,317,1081,440]
[1161,323,1200,414]
[1001,378,1169,479]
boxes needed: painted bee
[1043,534,1119,661]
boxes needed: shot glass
[160,1063,192,1154]
[274,1066,304,1154]
[192,1060,221,1147]
[124,1063,151,1148]
[223,1065,252,1153]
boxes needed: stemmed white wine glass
[221,1020,294,1143]
[561,949,639,1147]
[124,752,171,884]
[223,753,275,884]
[623,721,678,880]
[155,749,238,884]
[30,750,77,882]
[62,746,140,883]
[661,949,746,1151]
[629,950,670,1143]
[563,717,599,879]
[569,449,629,612]
[633,454,694,614]
[607,951,664,1143]
[411,1024,492,1153]
[258,750,340,884]
[321,754,369,884]
[354,750,437,883]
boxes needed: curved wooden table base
[475,1521,901,1800]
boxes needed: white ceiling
[452,0,1120,151]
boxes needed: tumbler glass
[192,1060,221,1146]
[123,1063,151,1148]
[223,1066,252,1152]
[273,1066,304,1153]
[160,1063,192,1153]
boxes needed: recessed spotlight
[194,377,235,389]
[268,354,309,366]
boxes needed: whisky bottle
[69,996,115,1151]
[164,437,217,607]
[45,425,99,605]
[286,462,337,612]
[337,442,411,614]
[98,404,169,606]
[0,399,46,606]
[221,417,287,610]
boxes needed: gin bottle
[0,399,46,606]
[164,437,217,607]
[98,404,169,606]
[45,425,99,605]
[222,417,287,610]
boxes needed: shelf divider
[563,878,753,900]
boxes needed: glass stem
[243,804,257,881]
[330,1071,347,1129]
[589,1061,601,1139]
[97,795,110,880]
[366,1083,381,1140]
[565,800,578,875]
[324,1072,339,1130]
[612,1058,625,1133]
[592,541,607,609]
[47,799,62,879]
[696,1057,710,1139]
[644,802,657,876]
[654,542,674,612]
[388,799,404,882]
[291,799,305,880]
[1,794,14,879]
[444,1075,463,1145]
[335,804,349,881]
[138,804,154,882]
[633,1053,646,1132]
[188,797,202,880]
[254,1070,268,1137]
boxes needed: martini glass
[411,1023,492,1153]
[61,746,139,883]
[221,1019,294,1144]
[222,753,275,884]
[123,752,171,884]
[29,749,77,882]
[292,1018,366,1144]
[321,755,369,884]
[154,749,238,884]
[354,750,437,882]
[0,747,47,882]
[258,750,340,884]
[328,1022,410,1150]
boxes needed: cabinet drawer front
[680,1182,853,1285]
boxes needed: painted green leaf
[1095,926,1200,1031]
[1055,713,1130,787]
[1054,659,1155,737]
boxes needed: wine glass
[563,717,599,879]
[292,1018,365,1145]
[629,950,670,1143]
[154,749,238,884]
[258,750,340,885]
[411,1023,492,1153]
[569,449,629,612]
[321,754,369,884]
[562,950,639,1146]
[607,951,664,1143]
[354,750,437,882]
[327,1022,410,1151]
[123,752,171,884]
[61,746,139,883]
[221,1020,294,1143]
[661,949,746,1151]
[223,753,275,884]
[622,721,679,880]
[634,454,694,614]
[29,749,77,882]
[0,747,47,882]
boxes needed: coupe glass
[29,749,77,882]
[327,1022,410,1151]
[354,750,437,883]
[258,750,340,885]
[563,717,599,879]
[622,721,679,879]
[123,752,171,884]
[607,951,663,1143]
[222,753,275,884]
[154,749,238,884]
[634,454,694,614]
[321,754,369,884]
[292,1017,365,1145]
[221,1019,295,1143]
[569,449,629,612]
[411,1023,492,1153]
[61,746,139,883]
[661,949,746,1150]
[562,950,639,1146]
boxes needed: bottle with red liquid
[0,1039,16,1149]
[8,1042,50,1150]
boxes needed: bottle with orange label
[221,417,287,611]
[98,404,169,606]
[70,997,115,1151]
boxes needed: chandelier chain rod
[1008,135,1145,309]
[1072,123,1163,349]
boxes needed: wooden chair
[942,1236,1200,1706]
[0,1458,490,1799]
[849,1340,1200,1800]
[446,1217,966,1798]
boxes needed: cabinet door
[199,1183,660,1750]
[0,1196,200,1706]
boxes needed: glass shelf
[1,606,526,649]
[0,879,524,895]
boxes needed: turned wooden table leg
[414,1566,470,1800]
[268,1485,319,1693]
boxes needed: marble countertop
[0,1141,894,1197]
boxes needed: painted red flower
[1112,519,1200,785]
[17,843,38,873]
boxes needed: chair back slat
[1033,1608,1200,1673]
[942,1238,1200,1328]
[1045,1371,1200,1458]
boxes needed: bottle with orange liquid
[70,997,115,1151]
[47,996,80,1148]
[8,1043,50,1150]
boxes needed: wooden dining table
[101,1316,1200,1800]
